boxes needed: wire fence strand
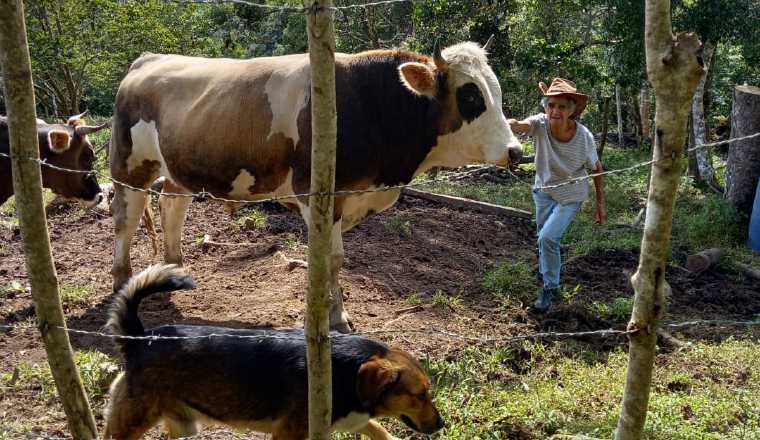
[2,131,759,206]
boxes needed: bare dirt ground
[1,187,759,439]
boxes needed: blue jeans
[533,190,582,290]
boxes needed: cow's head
[399,40,522,170]
[38,113,109,207]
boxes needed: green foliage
[590,296,633,321]
[431,289,461,309]
[1,351,118,401]
[236,209,269,231]
[482,260,535,305]
[381,215,412,238]
[59,283,95,306]
[283,233,302,251]
[418,339,760,439]
[0,281,26,300]
[673,192,746,249]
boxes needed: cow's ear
[48,129,72,153]
[398,62,437,97]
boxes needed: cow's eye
[416,392,427,401]
[456,82,486,123]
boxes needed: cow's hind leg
[159,179,192,265]
[329,219,353,333]
[111,185,150,292]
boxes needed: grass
[0,281,26,299]
[417,339,760,439]
[381,215,412,238]
[236,208,269,231]
[482,260,536,306]
[59,282,95,306]
[1,350,119,401]
[283,233,302,251]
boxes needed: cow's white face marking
[228,169,256,200]
[128,119,170,177]
[418,43,521,172]
[265,64,309,149]
[331,411,370,433]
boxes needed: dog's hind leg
[354,420,400,440]
[103,374,161,440]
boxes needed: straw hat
[539,78,589,117]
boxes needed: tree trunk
[305,1,336,439]
[616,84,624,145]
[687,40,719,191]
[725,85,760,216]
[640,85,652,143]
[598,96,611,159]
[615,1,703,439]
[0,1,98,439]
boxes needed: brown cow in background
[0,114,108,207]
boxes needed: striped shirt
[527,113,598,204]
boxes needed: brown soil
[1,187,759,439]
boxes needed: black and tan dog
[103,265,445,440]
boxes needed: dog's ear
[357,356,399,409]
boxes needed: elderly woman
[508,78,606,313]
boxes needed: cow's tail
[106,264,195,349]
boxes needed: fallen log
[402,188,532,219]
[685,248,724,273]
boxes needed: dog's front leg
[354,420,400,440]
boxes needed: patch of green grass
[1,351,118,401]
[405,292,424,306]
[420,339,760,439]
[0,195,16,216]
[482,260,536,305]
[59,282,95,306]
[431,289,461,308]
[673,194,746,250]
[0,281,26,299]
[418,179,535,212]
[283,233,302,251]
[381,215,412,238]
[590,297,633,321]
[236,208,269,231]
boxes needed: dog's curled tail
[106,264,195,341]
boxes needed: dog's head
[357,348,445,434]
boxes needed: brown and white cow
[110,41,522,332]
[0,114,107,207]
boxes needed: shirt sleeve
[584,128,599,170]
[525,113,546,137]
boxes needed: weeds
[236,209,268,231]
[482,260,535,305]
[59,283,95,306]
[0,281,26,299]
[283,233,302,251]
[381,215,412,238]
[431,290,461,308]
[1,351,118,401]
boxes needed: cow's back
[112,53,312,196]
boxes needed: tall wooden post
[614,1,702,439]
[305,0,336,439]
[0,1,98,438]
[725,85,760,216]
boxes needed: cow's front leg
[111,186,149,292]
[330,219,353,333]
[158,179,192,265]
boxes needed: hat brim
[544,91,588,117]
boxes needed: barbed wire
[2,131,758,206]
[2,318,760,345]
[166,0,422,13]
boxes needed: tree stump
[725,85,760,216]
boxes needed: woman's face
[544,97,575,124]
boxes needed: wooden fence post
[614,1,702,439]
[0,1,98,438]
[305,0,336,439]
